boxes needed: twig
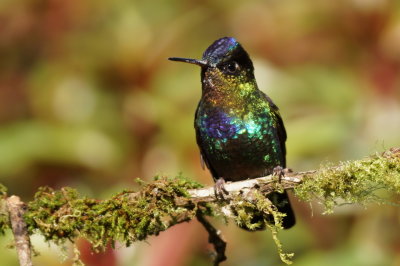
[186,146,399,201]
[6,195,33,266]
[187,171,308,202]
[197,211,227,266]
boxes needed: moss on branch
[24,175,204,250]
[0,184,8,236]
[0,148,399,265]
[295,147,400,213]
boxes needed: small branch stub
[6,195,33,266]
[197,212,227,266]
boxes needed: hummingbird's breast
[195,99,284,181]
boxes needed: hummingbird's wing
[274,109,287,167]
[261,93,295,229]
[194,103,219,179]
[262,93,287,167]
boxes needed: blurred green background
[1,0,400,265]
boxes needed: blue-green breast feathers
[195,91,286,181]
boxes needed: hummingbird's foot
[272,166,293,182]
[214,177,229,200]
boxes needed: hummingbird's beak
[168,57,208,67]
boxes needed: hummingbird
[169,37,295,230]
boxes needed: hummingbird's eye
[224,61,239,74]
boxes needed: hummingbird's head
[169,37,256,94]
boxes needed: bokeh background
[1,0,400,265]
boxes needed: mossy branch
[0,147,399,265]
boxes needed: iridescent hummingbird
[169,37,295,230]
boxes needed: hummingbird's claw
[214,177,229,200]
[272,166,292,182]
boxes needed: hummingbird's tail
[238,191,295,231]
[268,191,296,229]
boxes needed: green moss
[0,184,9,235]
[229,189,293,264]
[24,175,203,251]
[0,184,7,196]
[295,149,400,213]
